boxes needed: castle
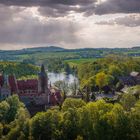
[0,64,62,107]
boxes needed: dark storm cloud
[0,0,97,17]
[95,0,140,15]
[38,3,96,17]
[0,0,95,6]
[0,0,140,17]
[96,15,140,27]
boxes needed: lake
[48,72,78,85]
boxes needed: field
[0,46,140,72]
[65,58,97,67]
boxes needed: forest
[0,62,39,78]
[1,46,140,73]
[0,94,139,140]
[0,51,140,140]
[77,55,140,92]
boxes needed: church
[0,65,62,107]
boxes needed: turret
[8,74,18,94]
[0,73,4,87]
[38,64,48,93]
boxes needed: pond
[48,72,78,85]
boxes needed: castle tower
[0,74,11,100]
[38,64,48,93]
[8,74,18,94]
[0,73,4,87]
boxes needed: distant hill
[0,46,140,54]
[23,46,65,52]
[132,46,140,49]
[0,46,66,56]
[0,45,140,62]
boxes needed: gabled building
[0,65,62,107]
[119,71,140,86]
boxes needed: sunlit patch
[23,7,48,23]
[98,0,107,4]
[101,0,108,2]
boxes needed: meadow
[65,58,97,67]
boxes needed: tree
[0,123,3,139]
[95,72,108,93]
[108,65,122,83]
[69,79,79,96]
[75,135,83,140]
[54,80,69,100]
[120,93,136,111]
[30,110,62,140]
[0,101,10,123]
[128,85,140,99]
[62,108,80,140]
[5,95,24,123]
[64,63,71,74]
[105,104,131,140]
[130,100,140,140]
[62,98,86,112]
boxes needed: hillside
[23,46,65,52]
[0,46,140,73]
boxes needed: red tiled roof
[17,79,38,91]
[19,92,42,96]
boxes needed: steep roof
[17,79,38,91]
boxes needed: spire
[38,64,48,93]
[41,64,45,73]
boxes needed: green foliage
[30,97,139,140]
[18,75,38,80]
[0,101,10,123]
[1,47,140,74]
[75,135,84,140]
[64,62,71,74]
[120,93,136,111]
[127,85,140,99]
[0,123,3,138]
[30,110,62,140]
[0,62,39,78]
[108,65,123,78]
[54,80,69,100]
[78,56,140,92]
[0,95,25,124]
[61,98,86,112]
[0,95,30,140]
[0,94,140,140]
[43,58,65,73]
[95,72,108,89]
[5,95,25,123]
[130,100,140,140]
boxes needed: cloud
[0,1,140,50]
[0,0,95,6]
[0,4,80,49]
[0,0,140,17]
[96,14,140,27]
[0,0,140,18]
[0,0,97,17]
[95,0,140,15]
[38,3,96,17]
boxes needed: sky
[0,0,140,50]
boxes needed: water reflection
[48,72,78,85]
